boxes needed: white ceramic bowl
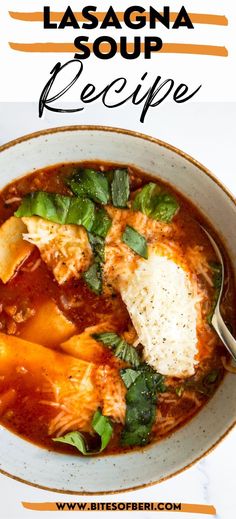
[0,126,235,494]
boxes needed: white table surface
[0,101,235,519]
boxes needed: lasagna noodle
[60,322,115,363]
[0,332,100,434]
[20,299,77,348]
[0,216,34,283]
[0,333,126,435]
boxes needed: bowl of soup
[0,126,235,493]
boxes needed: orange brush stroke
[9,11,228,27]
[9,42,228,57]
[22,502,216,514]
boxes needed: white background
[0,1,236,518]
[0,1,236,102]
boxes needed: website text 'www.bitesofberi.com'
[22,502,216,514]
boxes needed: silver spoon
[201,226,236,362]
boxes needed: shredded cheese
[22,216,92,284]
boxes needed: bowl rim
[0,124,235,495]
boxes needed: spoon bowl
[201,226,236,362]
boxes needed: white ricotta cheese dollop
[120,252,199,378]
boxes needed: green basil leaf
[65,197,95,229]
[122,225,148,259]
[175,386,184,397]
[207,262,222,324]
[52,431,89,455]
[91,207,112,238]
[185,368,221,396]
[92,409,113,451]
[115,341,140,368]
[68,169,109,205]
[133,182,179,223]
[203,369,219,385]
[150,193,179,222]
[139,364,166,393]
[83,262,102,295]
[53,409,113,455]
[210,261,222,290]
[85,222,108,295]
[121,364,165,446]
[15,191,95,231]
[88,233,105,263]
[111,169,130,208]
[15,192,70,222]
[120,368,141,389]
[93,332,120,347]
[132,183,160,215]
[104,169,115,186]
[93,332,140,368]
[14,193,34,217]
[84,233,105,294]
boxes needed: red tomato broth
[0,162,235,455]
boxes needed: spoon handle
[212,309,236,362]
